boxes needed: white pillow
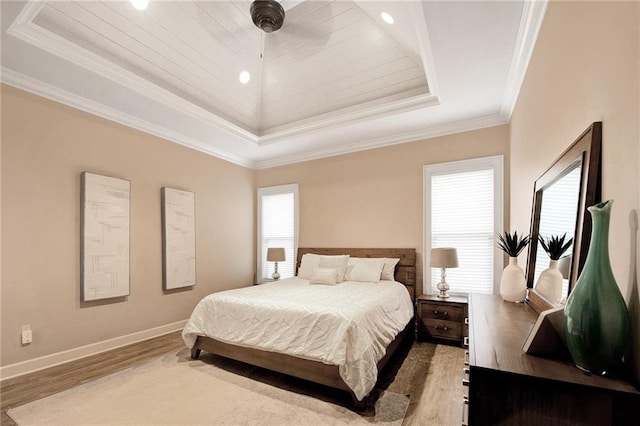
[318,255,350,283]
[298,253,321,279]
[310,267,340,285]
[344,257,386,282]
[381,258,400,281]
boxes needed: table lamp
[266,247,286,280]
[431,247,459,298]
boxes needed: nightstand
[417,293,468,346]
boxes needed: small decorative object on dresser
[557,253,571,281]
[564,200,630,375]
[535,233,573,304]
[430,247,458,299]
[417,293,468,346]
[266,247,286,280]
[626,210,640,385]
[496,231,530,302]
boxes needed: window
[257,184,299,282]
[424,156,503,295]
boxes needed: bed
[182,248,416,405]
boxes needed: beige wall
[510,0,639,297]
[1,83,509,369]
[1,85,256,366]
[510,0,639,381]
[256,125,510,294]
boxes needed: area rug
[7,349,409,425]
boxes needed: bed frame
[190,248,417,405]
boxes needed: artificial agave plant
[496,231,530,257]
[538,233,573,260]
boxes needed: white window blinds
[424,156,503,295]
[257,184,298,282]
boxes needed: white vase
[500,257,527,302]
[535,259,563,304]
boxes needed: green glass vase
[563,200,630,374]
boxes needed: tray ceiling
[1,1,547,168]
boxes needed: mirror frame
[526,122,602,309]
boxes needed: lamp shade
[430,247,458,268]
[266,247,286,262]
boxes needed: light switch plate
[21,324,32,345]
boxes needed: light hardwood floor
[1,332,465,425]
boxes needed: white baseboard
[0,320,187,381]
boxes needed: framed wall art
[81,172,131,301]
[162,187,196,290]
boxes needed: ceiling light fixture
[130,0,149,11]
[381,12,394,25]
[250,0,285,33]
[239,71,251,84]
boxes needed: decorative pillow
[381,258,400,281]
[310,267,340,285]
[344,257,386,283]
[318,255,350,282]
[297,253,322,279]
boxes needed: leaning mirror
[526,122,602,312]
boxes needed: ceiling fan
[247,0,332,61]
[250,0,286,33]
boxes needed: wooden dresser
[466,293,640,425]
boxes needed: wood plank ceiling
[3,0,541,167]
[31,0,428,136]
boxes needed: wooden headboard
[296,248,417,301]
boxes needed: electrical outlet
[21,324,32,345]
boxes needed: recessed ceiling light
[239,71,251,84]
[131,0,149,11]
[381,12,394,25]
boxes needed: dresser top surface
[469,293,640,394]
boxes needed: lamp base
[437,290,450,299]
[272,261,280,281]
[436,268,450,298]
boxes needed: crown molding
[500,0,548,118]
[1,68,256,169]
[254,113,509,169]
[258,92,439,144]
[3,66,510,172]
[410,0,440,98]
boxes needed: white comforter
[182,277,414,400]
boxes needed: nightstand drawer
[422,318,463,339]
[420,302,465,322]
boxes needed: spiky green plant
[538,233,573,260]
[496,231,530,257]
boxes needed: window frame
[257,183,299,283]
[423,155,504,295]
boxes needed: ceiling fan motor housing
[250,0,285,33]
